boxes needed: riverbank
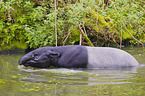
[0,44,144,54]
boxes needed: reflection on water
[18,65,143,86]
[0,47,145,96]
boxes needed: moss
[0,41,28,51]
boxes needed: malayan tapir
[18,45,139,68]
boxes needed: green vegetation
[0,0,144,49]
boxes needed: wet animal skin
[19,45,139,68]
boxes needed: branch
[63,30,72,45]
[132,0,145,12]
[74,0,79,6]
[82,24,87,34]
[120,21,122,49]
[79,24,94,47]
[54,0,57,47]
[79,31,82,45]
[102,0,104,10]
[122,22,144,48]
[110,0,144,48]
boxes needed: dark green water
[0,47,145,96]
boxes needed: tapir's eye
[33,53,39,60]
[34,56,39,60]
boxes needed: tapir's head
[19,47,60,68]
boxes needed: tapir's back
[86,47,139,68]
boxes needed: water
[0,47,145,96]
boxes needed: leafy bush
[0,0,144,49]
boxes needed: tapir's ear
[46,50,60,58]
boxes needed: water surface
[0,47,145,96]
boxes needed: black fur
[19,45,88,68]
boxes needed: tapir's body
[19,45,139,68]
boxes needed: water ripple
[18,65,140,85]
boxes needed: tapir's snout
[18,53,33,65]
[18,49,54,68]
[19,58,26,65]
[18,59,22,65]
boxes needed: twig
[80,31,82,45]
[120,21,122,49]
[74,0,79,6]
[100,28,118,44]
[102,0,104,10]
[132,0,145,12]
[78,24,94,46]
[63,30,72,45]
[122,21,144,48]
[82,24,87,34]
[54,0,57,47]
[110,0,144,48]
